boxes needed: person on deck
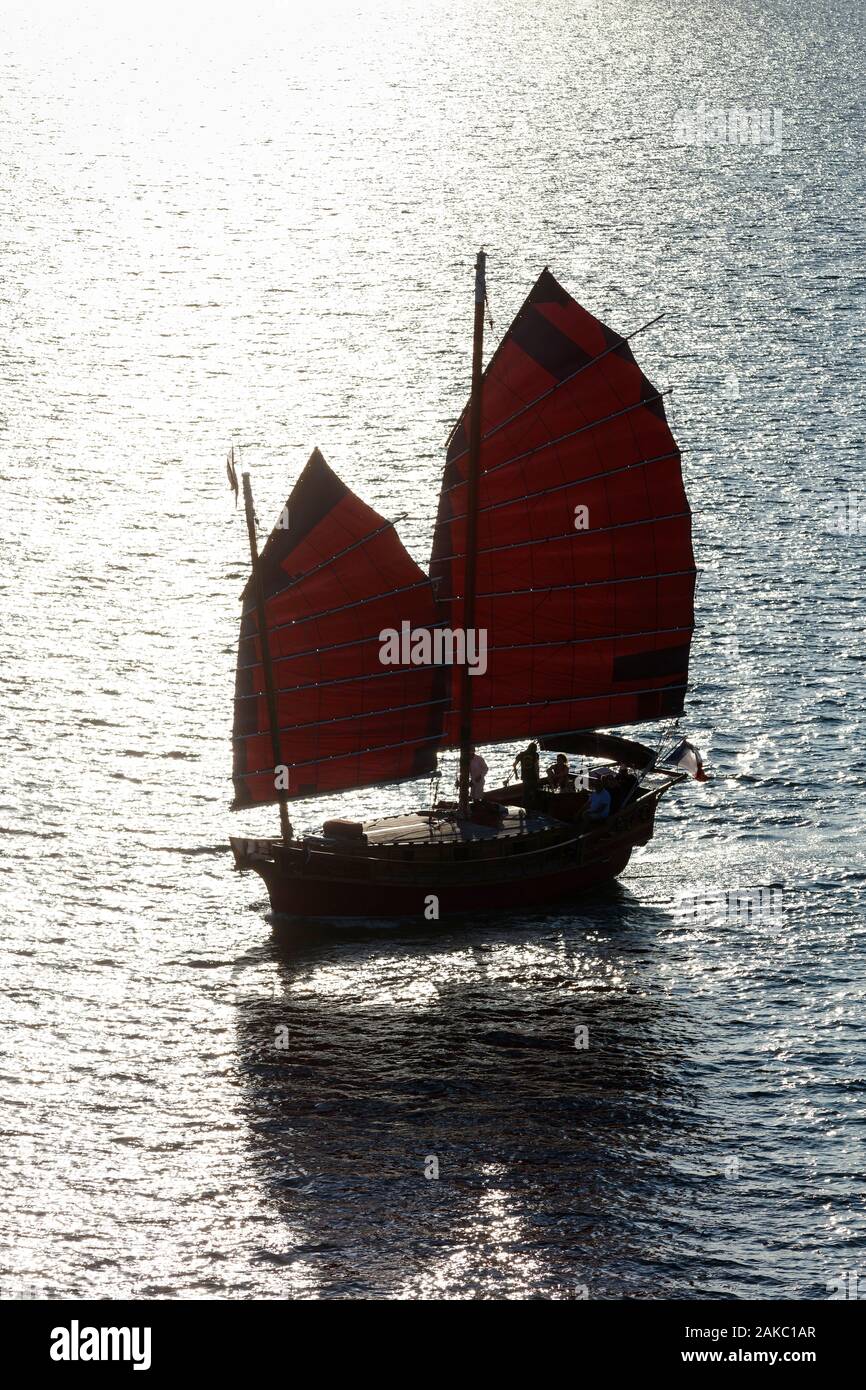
[609,765,636,811]
[586,783,612,821]
[469,747,488,801]
[513,741,540,795]
[547,753,573,792]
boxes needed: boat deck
[229,780,668,896]
[361,807,561,846]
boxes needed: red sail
[430,268,696,746]
[232,449,442,807]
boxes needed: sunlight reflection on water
[0,0,863,1299]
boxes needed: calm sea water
[1,0,864,1300]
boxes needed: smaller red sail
[232,450,442,807]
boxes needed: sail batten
[236,622,456,676]
[472,683,689,715]
[436,567,697,601]
[234,621,694,711]
[434,449,686,526]
[238,575,433,640]
[435,511,693,564]
[239,729,445,784]
[441,390,672,496]
[239,521,395,618]
[446,311,667,466]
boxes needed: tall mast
[241,469,292,843]
[457,249,486,816]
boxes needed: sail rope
[432,449,685,530]
[441,391,673,497]
[446,311,666,465]
[234,681,689,759]
[235,624,695,695]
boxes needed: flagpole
[457,249,486,817]
[241,471,292,843]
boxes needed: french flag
[663,738,708,781]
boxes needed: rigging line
[238,681,689,769]
[445,301,665,457]
[239,519,405,619]
[652,718,675,769]
[639,720,682,806]
[237,577,434,647]
[431,449,685,530]
[240,728,445,776]
[237,661,438,696]
[468,683,688,716]
[469,328,658,517]
[435,511,692,564]
[231,767,433,810]
[487,624,694,654]
[438,565,698,603]
[236,620,454,674]
[442,390,673,497]
[233,696,450,745]
[233,624,697,700]
[240,560,697,668]
[446,310,667,463]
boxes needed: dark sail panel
[430,269,696,747]
[233,450,441,806]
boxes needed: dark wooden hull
[230,784,667,921]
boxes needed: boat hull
[250,841,634,918]
[231,786,666,921]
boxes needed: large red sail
[430,268,696,747]
[232,450,441,807]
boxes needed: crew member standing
[469,746,488,801]
[513,741,541,806]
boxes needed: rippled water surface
[1,0,864,1299]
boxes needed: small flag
[663,737,708,781]
[226,447,238,505]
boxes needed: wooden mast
[457,249,487,817]
[241,469,292,843]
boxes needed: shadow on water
[233,883,713,1298]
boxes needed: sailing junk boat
[229,254,699,918]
